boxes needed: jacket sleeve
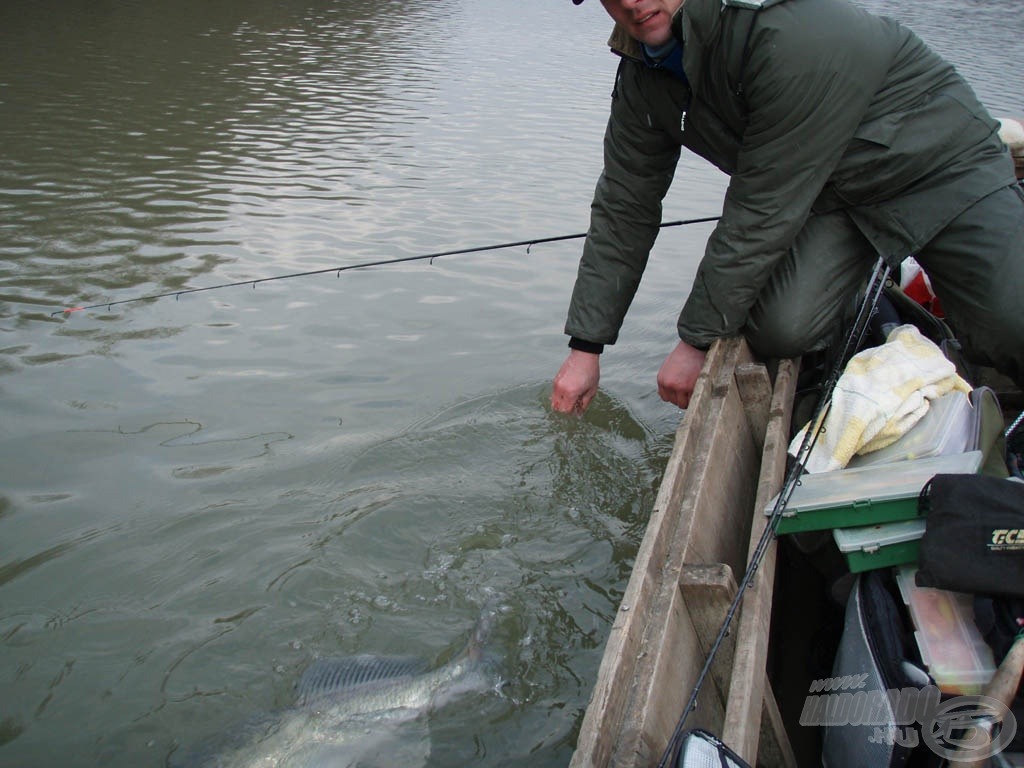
[677,6,896,349]
[565,63,681,346]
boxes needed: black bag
[916,474,1024,598]
[822,569,939,768]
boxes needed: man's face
[599,0,684,47]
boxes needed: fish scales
[174,607,499,767]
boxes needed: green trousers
[744,183,1024,389]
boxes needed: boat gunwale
[570,338,800,768]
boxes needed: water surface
[0,1,1019,765]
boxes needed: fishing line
[657,256,892,768]
[52,215,721,316]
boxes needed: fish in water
[173,607,500,768]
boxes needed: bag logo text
[989,528,1024,551]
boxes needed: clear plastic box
[894,566,996,695]
[848,391,974,467]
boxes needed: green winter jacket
[565,0,1015,350]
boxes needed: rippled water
[0,1,1019,766]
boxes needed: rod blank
[52,216,721,316]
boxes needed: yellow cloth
[791,324,971,473]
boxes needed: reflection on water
[0,0,463,317]
[0,0,1019,765]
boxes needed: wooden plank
[670,343,760,577]
[679,564,738,701]
[570,338,778,768]
[722,357,800,765]
[615,341,762,766]
[758,681,800,768]
[570,339,744,768]
[614,566,727,767]
[736,361,772,453]
[611,564,740,766]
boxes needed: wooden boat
[570,336,800,768]
[569,331,1022,768]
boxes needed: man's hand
[551,349,601,414]
[657,340,707,409]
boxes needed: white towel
[790,324,971,473]
[998,117,1024,153]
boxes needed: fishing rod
[657,255,892,768]
[52,215,721,316]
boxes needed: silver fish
[174,608,499,768]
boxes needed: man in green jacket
[551,0,1024,414]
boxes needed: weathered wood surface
[570,339,799,768]
[723,357,799,767]
[679,564,737,701]
[736,361,773,454]
[565,340,734,768]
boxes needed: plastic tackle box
[833,519,926,573]
[847,391,974,467]
[767,450,982,534]
[895,566,996,695]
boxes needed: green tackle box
[767,450,983,535]
[833,519,926,573]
